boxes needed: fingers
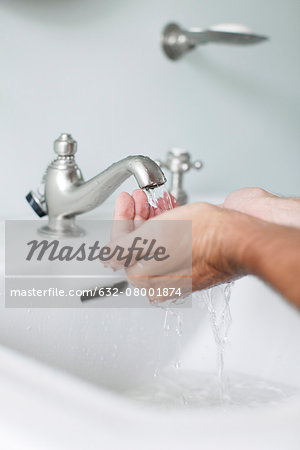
[133,189,178,219]
[148,191,178,217]
[132,189,150,227]
[113,192,135,221]
[111,189,178,241]
[111,192,135,241]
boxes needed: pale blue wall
[0,0,299,215]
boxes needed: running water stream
[144,185,173,212]
[144,187,233,392]
[201,283,233,399]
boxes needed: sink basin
[0,197,300,449]
[0,217,203,390]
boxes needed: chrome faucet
[162,22,268,60]
[26,133,166,236]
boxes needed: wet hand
[111,189,178,241]
[109,197,253,302]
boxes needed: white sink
[0,198,300,449]
[0,218,202,390]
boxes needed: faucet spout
[55,155,166,218]
[27,134,166,236]
[84,154,167,206]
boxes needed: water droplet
[163,310,171,336]
[174,360,181,369]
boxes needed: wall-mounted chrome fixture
[162,23,268,61]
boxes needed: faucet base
[38,218,85,237]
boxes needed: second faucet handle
[156,148,203,173]
[156,148,203,205]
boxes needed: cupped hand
[109,191,252,302]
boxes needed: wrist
[218,209,266,277]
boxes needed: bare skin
[111,188,300,308]
[224,187,300,228]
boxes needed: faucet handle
[156,148,203,205]
[157,148,203,174]
[54,133,77,156]
[26,190,47,217]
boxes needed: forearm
[229,213,300,308]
